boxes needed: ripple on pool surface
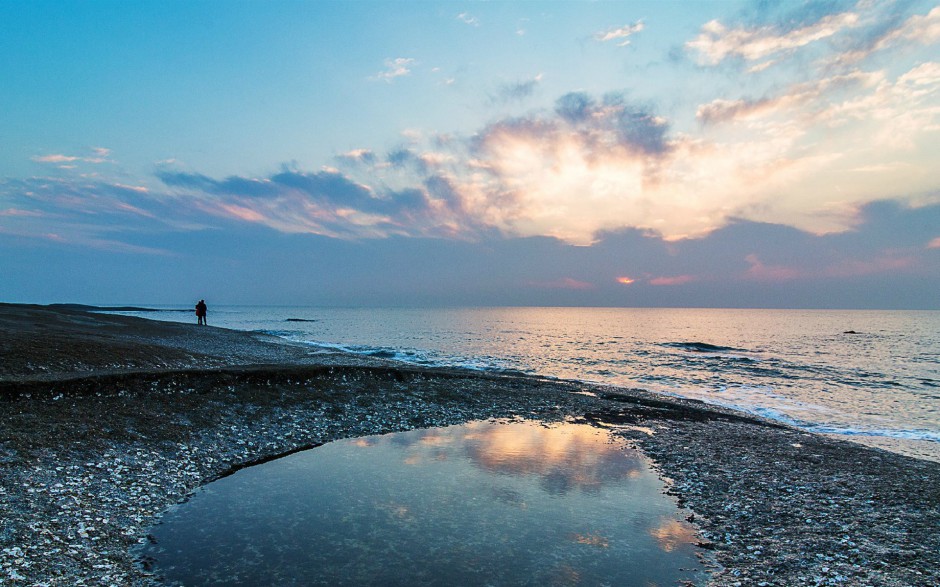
[139,419,708,586]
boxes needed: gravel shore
[1,304,937,586]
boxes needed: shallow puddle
[139,419,707,586]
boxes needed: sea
[108,306,940,463]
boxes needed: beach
[1,303,938,586]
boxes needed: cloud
[33,154,108,165]
[743,247,918,283]
[17,55,940,250]
[0,208,43,218]
[696,97,771,125]
[381,147,455,175]
[594,21,644,46]
[687,3,940,73]
[555,92,594,123]
[529,277,595,290]
[458,93,678,243]
[695,69,879,124]
[113,183,149,193]
[374,57,415,82]
[893,5,940,45]
[0,224,173,255]
[154,166,473,240]
[546,92,671,156]
[744,253,802,281]
[157,170,279,198]
[3,180,157,226]
[32,154,80,164]
[337,148,377,165]
[746,59,776,73]
[142,92,685,246]
[8,8,940,253]
[491,74,543,104]
[32,147,112,165]
[819,253,916,278]
[3,160,938,307]
[0,176,188,255]
[456,12,479,27]
[649,275,696,286]
[674,60,940,238]
[299,64,933,246]
[386,147,417,169]
[686,11,860,65]
[831,5,940,66]
[310,201,936,308]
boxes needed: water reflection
[139,420,707,586]
[394,420,644,494]
[650,518,700,553]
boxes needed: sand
[0,303,937,586]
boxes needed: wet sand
[1,303,937,586]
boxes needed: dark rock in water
[285,318,317,322]
[843,330,861,335]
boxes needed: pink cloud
[32,154,80,163]
[112,183,149,193]
[744,254,801,282]
[928,237,940,249]
[32,151,111,165]
[745,251,916,283]
[113,202,156,218]
[218,203,268,223]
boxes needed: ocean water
[113,306,940,462]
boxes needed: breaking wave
[661,341,746,353]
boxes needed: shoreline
[1,304,938,586]
[89,304,940,465]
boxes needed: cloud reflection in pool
[139,419,707,586]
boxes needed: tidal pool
[139,419,708,586]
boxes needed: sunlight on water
[139,420,707,586]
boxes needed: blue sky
[2,0,939,308]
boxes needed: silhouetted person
[195,299,207,325]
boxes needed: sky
[1,0,939,308]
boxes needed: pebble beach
[1,303,938,586]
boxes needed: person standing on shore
[195,299,207,326]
